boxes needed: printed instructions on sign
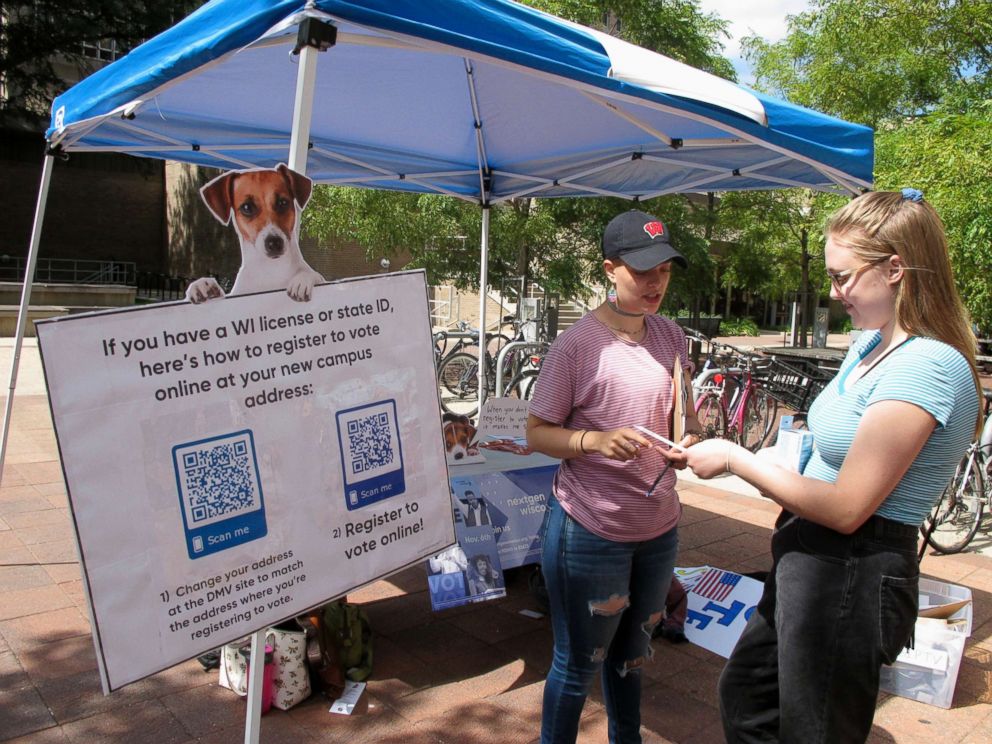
[36,273,454,690]
[98,299,393,409]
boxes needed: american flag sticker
[692,568,742,602]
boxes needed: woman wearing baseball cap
[527,209,703,743]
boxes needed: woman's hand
[684,438,739,479]
[584,427,653,461]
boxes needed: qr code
[347,412,395,474]
[175,433,260,524]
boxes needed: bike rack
[495,340,548,397]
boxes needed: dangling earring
[607,284,618,305]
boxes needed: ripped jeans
[540,494,678,744]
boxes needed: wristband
[579,430,590,454]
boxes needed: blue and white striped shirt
[804,331,978,525]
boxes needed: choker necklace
[607,299,646,318]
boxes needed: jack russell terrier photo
[185,164,324,303]
[442,412,480,462]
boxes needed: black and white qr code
[347,411,395,475]
[175,433,260,524]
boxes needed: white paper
[329,681,366,715]
[633,425,684,451]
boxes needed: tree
[742,0,991,128]
[303,0,733,306]
[875,102,992,333]
[0,1,200,126]
[740,0,992,333]
[710,190,847,341]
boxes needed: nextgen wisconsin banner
[36,271,454,692]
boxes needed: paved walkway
[1,337,991,742]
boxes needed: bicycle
[437,317,536,417]
[502,346,548,401]
[433,317,514,370]
[691,339,778,452]
[922,388,992,554]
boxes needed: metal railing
[136,272,192,302]
[0,257,137,285]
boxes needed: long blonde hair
[826,191,983,434]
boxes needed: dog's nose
[264,234,284,257]
[454,451,464,460]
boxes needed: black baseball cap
[602,209,687,271]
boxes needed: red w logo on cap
[643,221,665,239]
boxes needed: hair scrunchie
[901,187,924,202]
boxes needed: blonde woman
[686,190,984,743]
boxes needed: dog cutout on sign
[185,164,325,304]
[441,412,485,465]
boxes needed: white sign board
[36,271,454,691]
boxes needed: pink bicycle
[693,345,777,452]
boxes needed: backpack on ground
[303,600,373,697]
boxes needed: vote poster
[446,456,555,571]
[677,566,764,658]
[35,270,455,691]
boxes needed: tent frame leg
[0,153,56,482]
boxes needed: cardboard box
[878,578,972,709]
[774,416,813,472]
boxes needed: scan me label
[173,429,267,559]
[336,399,405,511]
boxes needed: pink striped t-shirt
[528,312,687,541]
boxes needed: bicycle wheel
[437,351,480,417]
[924,453,985,554]
[505,370,539,400]
[738,388,778,452]
[695,390,726,440]
[486,333,513,359]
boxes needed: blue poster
[426,523,505,611]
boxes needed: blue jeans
[540,494,678,744]
[719,511,919,743]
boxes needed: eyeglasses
[826,257,889,289]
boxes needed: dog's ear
[277,163,313,210]
[200,172,237,225]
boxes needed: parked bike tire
[505,370,540,401]
[486,333,513,359]
[437,351,480,417]
[739,388,778,452]
[695,390,726,440]
[924,454,985,554]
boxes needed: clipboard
[671,354,687,442]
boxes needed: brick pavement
[1,338,991,742]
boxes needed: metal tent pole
[477,206,490,411]
[244,13,329,743]
[0,153,55,481]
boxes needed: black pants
[718,511,919,743]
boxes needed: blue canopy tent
[6,0,874,482]
[6,0,875,464]
[4,0,873,730]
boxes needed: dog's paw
[185,278,225,304]
[286,270,323,302]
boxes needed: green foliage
[719,317,761,337]
[875,101,992,333]
[741,0,992,332]
[0,2,200,125]
[743,0,992,128]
